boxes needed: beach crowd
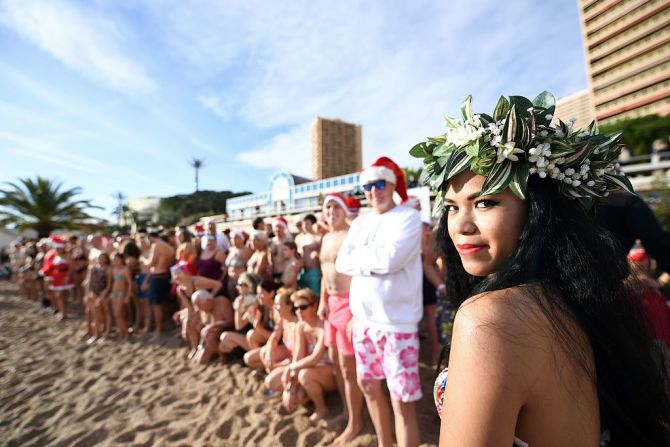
[6,154,670,446]
[5,157,452,446]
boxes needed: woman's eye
[475,200,498,209]
[445,204,458,212]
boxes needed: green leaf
[444,116,460,129]
[419,168,430,186]
[508,162,529,200]
[492,96,510,122]
[509,96,534,117]
[532,91,555,109]
[465,139,480,157]
[503,104,518,143]
[480,160,515,196]
[433,142,454,158]
[602,174,634,193]
[444,150,473,181]
[461,95,474,122]
[409,142,428,158]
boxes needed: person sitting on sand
[110,253,133,340]
[188,290,235,364]
[218,272,262,359]
[84,252,112,341]
[243,279,282,368]
[281,288,336,421]
[262,288,299,386]
[171,261,225,351]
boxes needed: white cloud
[197,94,235,121]
[0,0,155,94]
[238,124,312,177]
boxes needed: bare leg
[141,299,152,333]
[358,379,394,447]
[193,329,220,364]
[244,348,263,369]
[219,331,250,355]
[152,304,163,337]
[264,366,288,393]
[113,298,129,339]
[298,365,336,420]
[423,304,439,366]
[390,398,419,447]
[333,353,364,445]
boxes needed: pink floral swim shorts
[352,324,422,402]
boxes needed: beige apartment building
[555,89,597,128]
[578,0,670,124]
[311,117,362,180]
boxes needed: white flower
[547,163,555,170]
[557,157,566,164]
[558,173,566,181]
[564,178,573,185]
[555,129,565,138]
[446,124,481,147]
[565,168,575,176]
[539,130,549,138]
[529,147,540,156]
[545,114,553,121]
[529,167,537,174]
[539,171,547,178]
[587,181,595,187]
[572,180,581,187]
[496,142,525,163]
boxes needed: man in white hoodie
[336,156,422,447]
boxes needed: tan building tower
[555,89,597,129]
[311,117,362,180]
[578,0,670,125]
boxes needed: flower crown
[410,92,633,215]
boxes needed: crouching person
[188,289,234,364]
[281,288,336,421]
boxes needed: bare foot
[332,423,363,446]
[86,336,98,345]
[309,409,330,426]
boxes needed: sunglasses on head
[362,179,387,191]
[236,282,249,287]
[293,303,314,311]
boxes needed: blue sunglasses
[362,179,387,191]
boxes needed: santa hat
[273,216,288,230]
[50,235,65,248]
[360,156,408,202]
[194,224,205,236]
[627,248,649,263]
[402,195,421,211]
[323,193,355,216]
[345,196,361,215]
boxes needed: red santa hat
[627,248,649,263]
[272,216,288,230]
[323,193,356,216]
[194,224,205,236]
[50,235,66,248]
[345,196,361,215]
[359,156,408,202]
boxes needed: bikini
[111,270,126,299]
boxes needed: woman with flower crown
[411,92,670,446]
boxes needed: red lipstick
[456,244,486,256]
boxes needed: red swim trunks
[324,294,355,356]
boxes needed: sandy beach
[0,281,440,446]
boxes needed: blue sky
[0,0,588,219]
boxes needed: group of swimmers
[6,198,446,445]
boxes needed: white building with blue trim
[226,172,363,221]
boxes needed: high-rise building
[311,117,362,180]
[578,0,670,125]
[555,89,597,129]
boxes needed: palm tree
[111,191,128,226]
[0,176,102,238]
[189,157,205,192]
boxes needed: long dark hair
[437,176,670,446]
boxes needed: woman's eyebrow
[444,191,482,202]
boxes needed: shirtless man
[317,193,364,445]
[187,290,234,364]
[146,232,175,338]
[296,214,321,296]
[270,216,291,282]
